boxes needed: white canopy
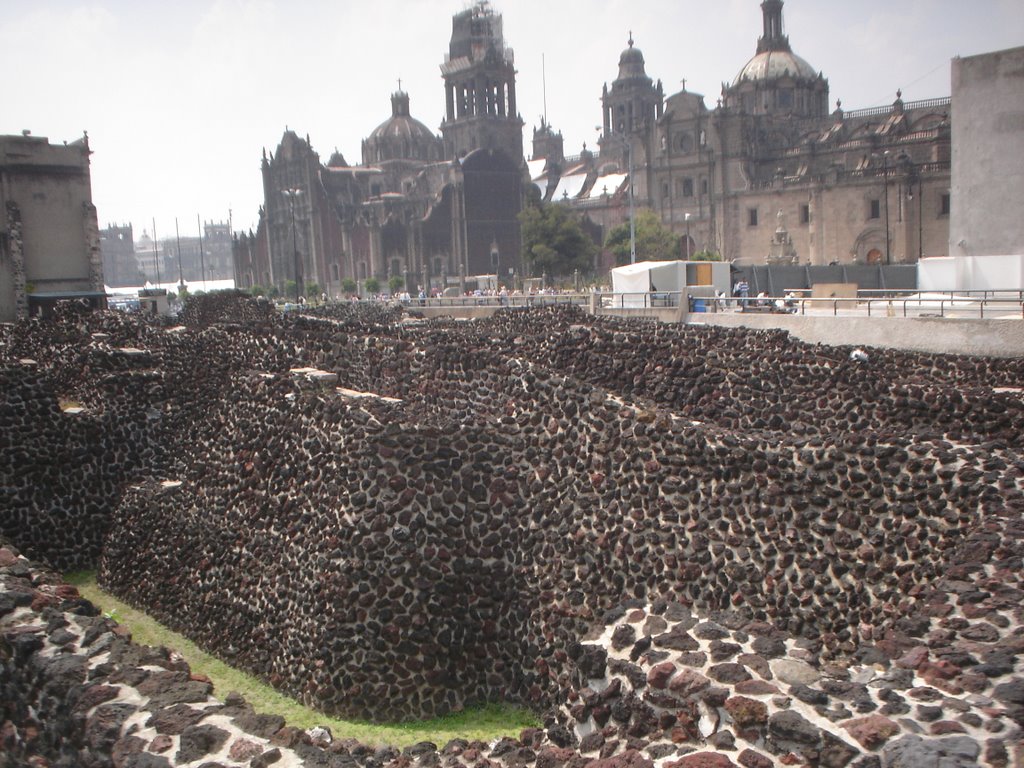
[611,261,687,306]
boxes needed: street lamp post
[282,188,303,302]
[882,151,891,265]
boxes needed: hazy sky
[3,0,1022,240]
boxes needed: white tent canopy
[611,261,688,306]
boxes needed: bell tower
[440,1,524,164]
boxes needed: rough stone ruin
[2,293,1023,767]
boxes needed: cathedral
[540,0,951,270]
[234,2,524,296]
[234,0,952,296]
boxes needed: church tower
[439,1,524,164]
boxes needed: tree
[690,249,722,261]
[305,281,321,298]
[519,202,596,278]
[364,277,381,295]
[248,285,266,297]
[606,209,680,266]
[341,278,357,295]
[388,275,405,294]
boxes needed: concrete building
[950,45,1024,260]
[0,132,104,321]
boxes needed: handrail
[328,290,1024,320]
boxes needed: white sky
[3,0,1022,240]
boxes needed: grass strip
[65,572,539,747]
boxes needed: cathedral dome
[364,92,443,164]
[368,92,437,146]
[732,48,818,86]
[616,37,650,82]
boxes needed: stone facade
[238,1,524,297]
[100,223,145,288]
[2,299,1023,753]
[541,0,952,268]
[0,133,103,321]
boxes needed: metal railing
[786,296,1024,320]
[330,289,1023,320]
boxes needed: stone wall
[2,300,1023,733]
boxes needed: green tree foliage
[305,281,321,297]
[248,285,265,297]
[363,277,381,295]
[519,202,596,277]
[690,249,722,262]
[606,209,680,266]
[388,275,405,294]
[341,278,357,295]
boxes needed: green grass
[64,572,539,747]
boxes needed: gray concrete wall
[951,47,1024,259]
[690,311,1024,358]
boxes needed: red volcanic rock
[734,680,780,696]
[724,696,768,728]
[841,714,900,749]
[666,754,737,768]
[737,750,773,768]
[929,720,968,736]
[895,646,929,669]
[668,669,711,698]
[583,749,653,768]
[229,738,265,762]
[646,662,676,689]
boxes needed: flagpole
[152,218,161,287]
[175,218,184,289]
[197,214,207,292]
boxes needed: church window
[662,182,670,201]
[701,179,709,195]
[939,193,950,216]
[800,204,810,224]
[869,199,880,220]
[678,133,693,153]
[748,208,759,227]
[779,89,793,109]
[682,178,694,198]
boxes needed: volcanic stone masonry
[2,294,1023,765]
